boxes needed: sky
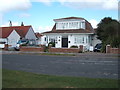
[0,0,119,33]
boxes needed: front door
[62,38,68,48]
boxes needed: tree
[96,17,120,52]
[21,22,24,26]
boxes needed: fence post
[106,45,111,53]
[79,45,83,53]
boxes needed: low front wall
[49,45,83,53]
[3,44,9,50]
[110,48,120,54]
[20,46,45,52]
[49,48,80,53]
[106,45,120,54]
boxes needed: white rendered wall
[43,33,93,50]
[43,34,62,48]
[7,30,20,46]
[36,38,41,45]
[0,38,7,43]
[41,35,47,45]
[68,34,91,50]
[68,35,74,48]
[25,27,37,40]
[55,35,62,48]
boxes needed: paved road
[2,54,118,79]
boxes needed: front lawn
[2,69,118,88]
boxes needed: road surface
[2,54,118,79]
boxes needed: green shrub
[70,45,78,48]
[100,42,106,53]
[21,44,27,46]
[48,42,55,47]
[78,50,83,53]
[44,46,48,52]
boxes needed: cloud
[0,0,118,13]
[89,19,99,28]
[18,13,31,18]
[35,26,52,33]
[35,0,53,6]
[59,0,118,10]
[0,0,31,13]
[35,0,118,10]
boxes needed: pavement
[2,51,119,79]
[1,50,119,57]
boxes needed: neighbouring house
[35,32,43,45]
[0,25,37,48]
[42,17,101,51]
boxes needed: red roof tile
[0,26,31,38]
[35,33,43,38]
[43,29,93,34]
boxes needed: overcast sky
[0,0,119,33]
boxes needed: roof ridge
[0,25,31,28]
[54,17,85,21]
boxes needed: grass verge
[2,69,118,88]
[39,53,76,56]
[19,52,76,56]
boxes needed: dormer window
[62,25,65,29]
[56,19,86,30]
[81,21,85,29]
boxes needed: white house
[0,25,37,48]
[35,32,43,45]
[42,17,101,51]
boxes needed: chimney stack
[9,20,12,27]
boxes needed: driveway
[2,54,118,79]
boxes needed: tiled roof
[43,29,93,34]
[35,33,43,38]
[0,26,31,38]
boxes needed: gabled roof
[54,17,85,21]
[0,26,31,38]
[35,33,43,38]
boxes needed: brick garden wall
[3,44,11,50]
[110,48,120,54]
[20,45,45,52]
[4,44,84,53]
[48,45,83,53]
[106,45,120,54]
